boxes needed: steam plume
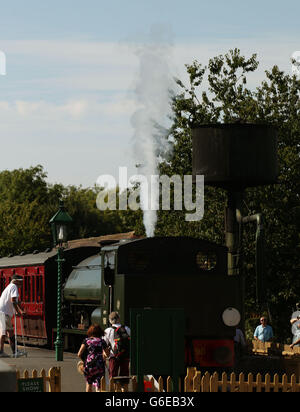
[131,29,175,237]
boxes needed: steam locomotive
[0,236,244,369]
[0,124,279,371]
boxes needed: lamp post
[49,200,73,361]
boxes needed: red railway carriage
[0,246,99,345]
[0,259,49,341]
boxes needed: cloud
[0,36,297,188]
[1,40,133,66]
[14,99,89,118]
[0,95,137,122]
[1,37,297,96]
[0,95,139,187]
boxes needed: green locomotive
[63,236,244,368]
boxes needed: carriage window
[0,272,5,293]
[32,277,36,303]
[103,252,115,286]
[104,252,115,268]
[36,276,44,303]
[25,276,31,302]
[19,283,23,302]
[196,251,217,271]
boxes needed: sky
[0,0,299,188]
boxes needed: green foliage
[157,49,300,342]
[0,166,137,256]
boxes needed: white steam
[131,31,175,237]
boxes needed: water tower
[192,124,278,306]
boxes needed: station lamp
[49,200,73,247]
[49,200,73,362]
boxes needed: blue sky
[1,0,299,41]
[0,0,299,188]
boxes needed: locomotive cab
[100,237,244,369]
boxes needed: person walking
[0,275,25,356]
[290,337,300,350]
[77,324,109,392]
[290,313,300,349]
[290,313,300,346]
[104,311,131,379]
[234,326,246,360]
[254,316,274,342]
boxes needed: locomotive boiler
[62,253,102,346]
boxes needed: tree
[156,49,300,342]
[0,166,138,256]
[0,166,54,255]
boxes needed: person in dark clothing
[78,324,109,392]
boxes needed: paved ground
[1,344,86,392]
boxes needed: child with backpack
[104,311,131,378]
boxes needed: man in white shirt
[104,311,131,378]
[0,275,25,356]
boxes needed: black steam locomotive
[0,236,243,368]
[64,236,243,368]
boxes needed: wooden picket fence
[16,367,61,392]
[182,368,300,392]
[99,367,300,392]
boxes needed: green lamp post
[49,200,73,361]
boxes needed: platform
[0,344,86,392]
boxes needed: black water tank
[192,124,278,190]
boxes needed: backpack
[113,325,130,359]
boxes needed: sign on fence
[18,377,44,393]
[16,368,61,392]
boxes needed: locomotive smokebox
[192,124,278,190]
